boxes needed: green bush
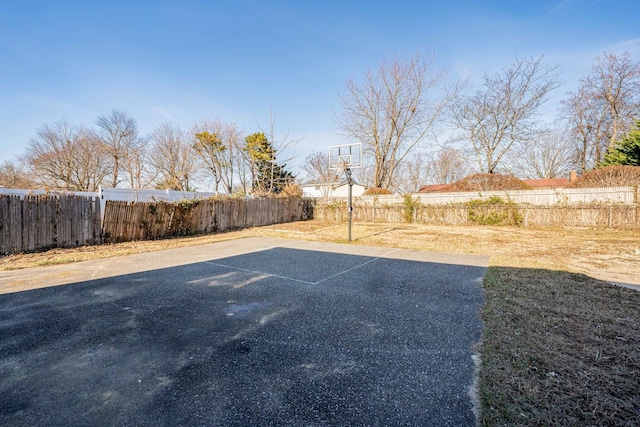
[402,194,420,223]
[176,198,202,210]
[465,196,523,226]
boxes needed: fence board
[101,198,313,243]
[0,194,102,255]
[1,196,9,254]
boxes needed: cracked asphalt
[0,237,488,426]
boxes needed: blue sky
[1,0,639,176]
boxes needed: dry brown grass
[0,228,261,270]
[482,267,640,426]
[258,221,640,282]
[2,220,640,425]
[4,221,639,279]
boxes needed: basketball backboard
[329,143,362,170]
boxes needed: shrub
[363,187,393,195]
[175,198,202,210]
[449,173,531,192]
[278,182,303,198]
[402,194,420,223]
[465,196,524,226]
[573,165,640,187]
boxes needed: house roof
[523,178,571,188]
[417,184,453,193]
[333,181,366,189]
[301,181,340,187]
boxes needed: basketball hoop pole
[345,167,353,242]
[329,143,361,243]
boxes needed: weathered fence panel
[521,205,640,228]
[101,197,313,243]
[0,194,102,255]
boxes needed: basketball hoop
[329,143,362,171]
[328,143,362,242]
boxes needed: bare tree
[96,109,145,188]
[561,86,610,172]
[220,123,245,194]
[509,128,576,179]
[26,120,111,191]
[234,147,253,195]
[300,151,336,184]
[351,158,375,188]
[452,56,561,173]
[0,158,37,188]
[390,148,469,193]
[338,52,458,188]
[122,140,152,189]
[392,151,429,193]
[148,123,201,191]
[562,51,640,171]
[425,148,470,185]
[586,52,640,149]
[300,151,340,192]
[192,118,244,194]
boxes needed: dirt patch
[1,228,259,271]
[569,253,640,287]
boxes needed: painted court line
[202,261,315,285]
[202,248,403,286]
[313,248,402,285]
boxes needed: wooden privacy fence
[0,194,102,255]
[102,197,314,242]
[314,203,640,228]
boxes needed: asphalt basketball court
[0,237,488,426]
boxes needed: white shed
[301,181,367,198]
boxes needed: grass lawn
[2,220,639,425]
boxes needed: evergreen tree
[244,132,293,194]
[600,120,640,167]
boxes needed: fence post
[373,196,376,223]
[609,205,613,228]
